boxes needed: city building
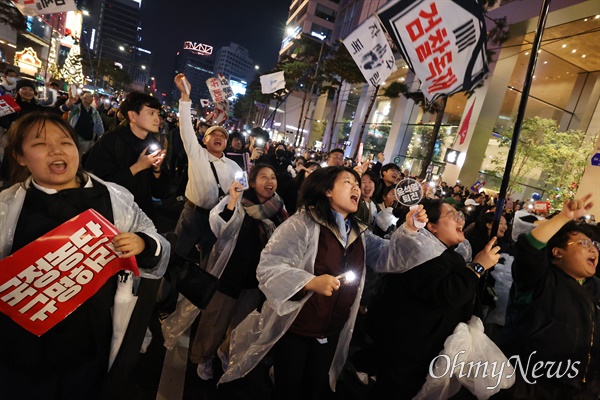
[304,0,599,216]
[80,0,141,78]
[169,41,215,104]
[213,42,254,83]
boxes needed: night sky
[139,0,291,96]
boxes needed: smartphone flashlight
[147,143,161,154]
[336,271,356,285]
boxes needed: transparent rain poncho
[381,223,472,274]
[219,210,390,391]
[0,174,170,278]
[162,194,245,349]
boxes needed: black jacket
[499,234,600,399]
[368,248,479,398]
[83,124,169,223]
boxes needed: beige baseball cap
[204,125,229,139]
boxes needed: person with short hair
[326,148,345,167]
[0,68,18,96]
[64,91,105,154]
[498,194,599,399]
[372,163,401,204]
[83,91,168,223]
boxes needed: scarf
[242,191,288,245]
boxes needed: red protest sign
[534,201,550,212]
[0,209,139,336]
[0,94,22,118]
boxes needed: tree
[488,116,595,202]
[320,43,365,151]
[0,2,26,32]
[61,44,84,86]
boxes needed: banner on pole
[11,0,78,16]
[260,71,286,94]
[0,95,22,117]
[377,0,488,101]
[343,15,398,87]
[0,209,139,336]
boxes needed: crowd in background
[0,71,598,400]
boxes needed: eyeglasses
[441,210,465,223]
[567,239,600,252]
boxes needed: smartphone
[254,138,265,150]
[69,84,78,98]
[234,171,249,190]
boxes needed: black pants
[272,331,340,400]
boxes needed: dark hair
[4,68,17,75]
[328,148,344,157]
[120,91,162,121]
[5,112,85,186]
[547,221,599,261]
[420,199,447,225]
[295,156,307,165]
[248,163,276,185]
[361,170,379,185]
[298,166,360,230]
[382,184,395,198]
[228,131,244,146]
[381,163,401,174]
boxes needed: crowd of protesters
[0,71,598,400]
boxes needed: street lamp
[255,65,259,70]
[119,46,125,51]
[141,65,146,70]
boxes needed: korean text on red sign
[0,209,139,336]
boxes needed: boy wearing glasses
[499,194,599,399]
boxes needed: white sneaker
[217,348,229,370]
[197,359,214,380]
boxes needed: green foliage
[490,116,595,196]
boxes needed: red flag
[458,99,475,145]
[0,209,139,336]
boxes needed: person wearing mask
[65,91,105,154]
[368,199,501,399]
[0,112,169,398]
[192,164,289,380]
[0,68,18,96]
[219,167,417,399]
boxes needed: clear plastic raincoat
[219,209,390,390]
[0,173,170,277]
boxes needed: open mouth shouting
[350,194,359,205]
[49,160,68,174]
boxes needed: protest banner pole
[490,0,551,237]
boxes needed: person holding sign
[219,167,402,399]
[367,199,501,399]
[0,112,169,399]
